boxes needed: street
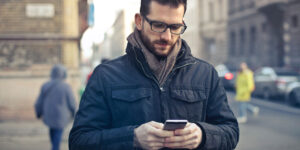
[227,92,300,150]
[0,92,299,150]
[0,121,71,150]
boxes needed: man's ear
[135,13,143,31]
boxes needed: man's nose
[160,28,172,41]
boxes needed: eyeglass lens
[151,22,184,34]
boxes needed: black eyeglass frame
[142,15,187,35]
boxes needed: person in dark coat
[35,64,77,150]
[69,0,239,150]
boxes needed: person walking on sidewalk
[235,62,259,123]
[35,64,77,150]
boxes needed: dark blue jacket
[35,64,77,129]
[69,40,239,150]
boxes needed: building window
[250,26,257,54]
[209,2,215,22]
[261,22,267,32]
[229,0,235,14]
[239,2,244,11]
[291,15,298,28]
[230,31,236,55]
[208,40,216,59]
[239,28,245,55]
[248,0,255,8]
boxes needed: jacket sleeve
[248,71,255,92]
[34,85,45,119]
[197,68,239,150]
[68,68,136,150]
[66,84,77,117]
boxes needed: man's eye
[152,23,166,29]
[170,25,182,30]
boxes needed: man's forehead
[148,1,185,23]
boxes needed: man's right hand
[134,121,174,150]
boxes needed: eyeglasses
[143,15,187,35]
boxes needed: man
[69,0,239,149]
[235,62,259,123]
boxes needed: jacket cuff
[195,122,207,149]
[103,125,138,149]
[196,122,226,150]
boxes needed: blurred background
[0,0,299,150]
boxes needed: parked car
[285,81,300,106]
[215,64,238,90]
[253,67,300,100]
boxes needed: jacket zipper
[160,61,197,89]
[133,48,196,122]
[133,49,161,89]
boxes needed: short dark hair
[140,0,187,16]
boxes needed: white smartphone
[163,119,188,131]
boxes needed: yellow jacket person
[235,65,254,101]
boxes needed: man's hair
[140,0,187,16]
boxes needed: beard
[140,29,178,59]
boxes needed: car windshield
[225,64,239,72]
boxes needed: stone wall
[0,69,80,120]
[0,41,62,69]
[0,0,62,34]
[0,0,81,120]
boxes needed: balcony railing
[255,0,288,9]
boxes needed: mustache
[154,40,170,45]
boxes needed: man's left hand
[164,123,203,149]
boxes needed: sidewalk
[0,120,72,150]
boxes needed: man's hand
[164,122,203,149]
[134,121,174,150]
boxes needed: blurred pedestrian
[69,0,238,149]
[235,62,259,123]
[35,64,77,150]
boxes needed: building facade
[98,8,137,61]
[196,0,229,65]
[182,0,203,59]
[283,0,300,70]
[227,0,300,70]
[0,0,83,120]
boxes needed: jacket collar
[126,39,196,79]
[174,39,196,67]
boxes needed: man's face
[137,1,185,57]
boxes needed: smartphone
[163,119,187,131]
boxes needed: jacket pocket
[112,88,151,102]
[171,89,206,102]
[111,87,153,126]
[170,89,206,121]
